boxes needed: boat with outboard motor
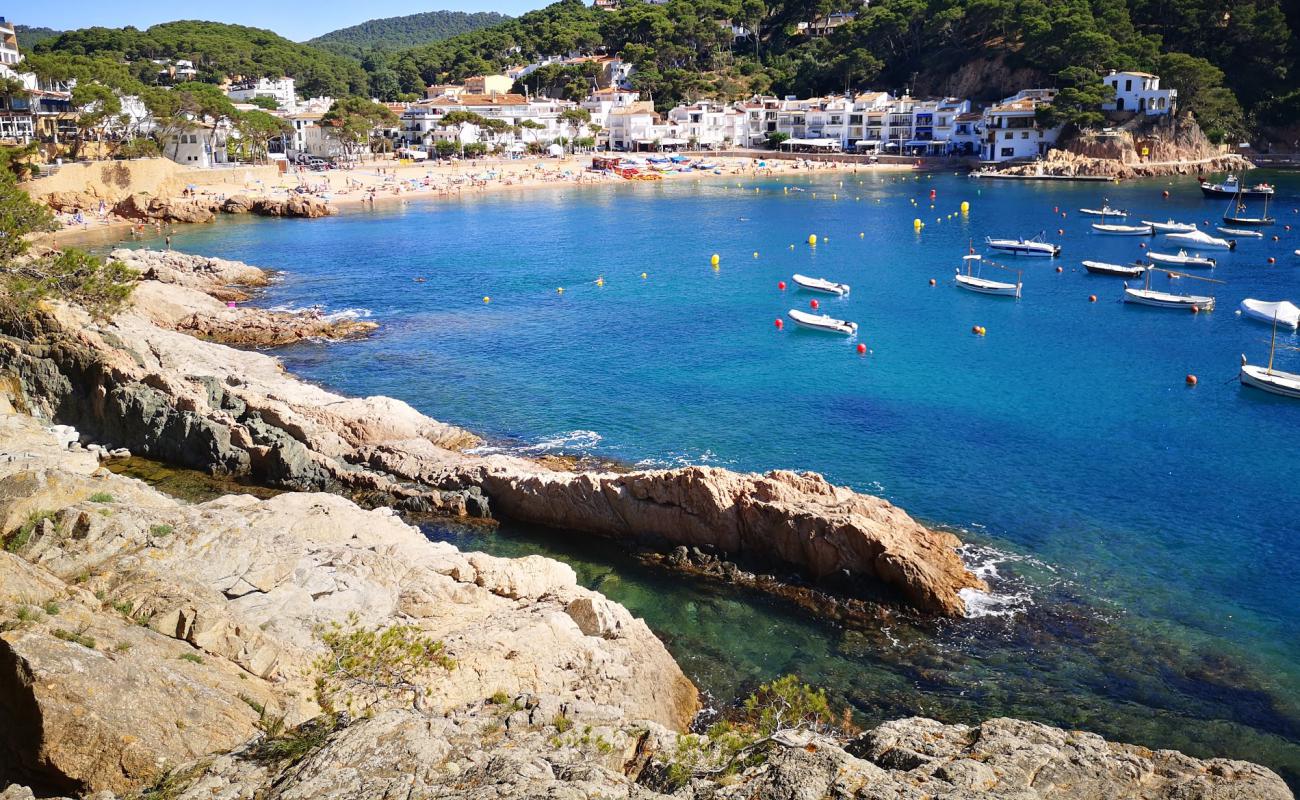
[1079,204,1127,217]
[787,308,858,335]
[1240,299,1300,329]
[792,273,850,296]
[985,233,1061,257]
[1083,260,1147,277]
[1142,219,1198,234]
[1146,250,1216,268]
[1166,229,1235,250]
[1092,223,1153,236]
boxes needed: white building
[0,16,20,66]
[1102,70,1176,116]
[581,86,642,131]
[605,104,661,150]
[166,122,232,168]
[981,89,1061,162]
[665,100,746,149]
[227,77,297,110]
[400,93,582,154]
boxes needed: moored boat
[953,255,1021,298]
[1146,250,1216,268]
[1142,219,1198,233]
[1240,299,1300,329]
[1079,204,1127,217]
[1240,315,1300,399]
[1222,189,1274,226]
[1122,268,1220,310]
[985,233,1060,257]
[1200,174,1274,198]
[1091,223,1153,235]
[1083,260,1146,277]
[792,273,850,296]
[1217,226,1263,238]
[1166,229,1235,250]
[787,308,858,335]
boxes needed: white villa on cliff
[1102,71,1176,116]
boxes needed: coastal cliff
[0,249,985,617]
[0,413,1290,800]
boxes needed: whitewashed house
[1102,70,1176,115]
[227,77,297,110]
[981,89,1061,162]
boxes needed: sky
[15,0,537,42]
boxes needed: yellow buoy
[596,277,604,287]
[640,272,647,279]
[483,296,491,303]
[859,232,864,238]
[961,201,970,213]
[833,194,837,200]
[753,251,759,258]
[557,287,564,294]
[710,254,720,266]
[808,234,817,246]
[913,218,923,229]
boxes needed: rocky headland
[1,412,1291,800]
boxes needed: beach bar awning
[855,139,882,146]
[782,138,842,149]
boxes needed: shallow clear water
[124,168,1300,783]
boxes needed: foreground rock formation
[0,248,985,616]
[0,412,1290,800]
[41,189,335,223]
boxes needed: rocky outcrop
[250,195,336,218]
[221,194,255,214]
[990,116,1252,180]
[0,413,698,794]
[112,193,221,224]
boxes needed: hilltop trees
[321,97,398,158]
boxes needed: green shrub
[488,690,511,705]
[53,627,96,649]
[14,605,40,623]
[149,524,174,536]
[178,652,204,665]
[552,714,573,733]
[741,674,833,737]
[314,612,453,715]
[4,510,55,552]
[41,599,60,616]
[89,492,114,503]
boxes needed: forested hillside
[15,25,62,50]
[308,11,510,59]
[23,0,1296,141]
[32,21,368,97]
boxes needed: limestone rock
[112,193,219,224]
[221,194,254,214]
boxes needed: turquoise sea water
[127,168,1300,784]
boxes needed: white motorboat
[1146,250,1216,268]
[1142,219,1198,233]
[1240,299,1300,329]
[1167,229,1235,250]
[1091,223,1153,235]
[953,255,1021,298]
[787,308,858,335]
[1083,260,1145,277]
[792,273,850,296]
[985,234,1060,257]
[1079,204,1127,217]
[1217,226,1263,238]
[1122,268,1219,311]
[1201,175,1274,198]
[1240,316,1300,399]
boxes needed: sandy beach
[41,153,919,246]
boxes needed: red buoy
[1273,235,1281,241]
[1053,206,1058,213]
[1089,294,1097,302]
[1139,242,1147,249]
[929,189,936,199]
[1057,228,1064,235]
[810,299,819,310]
[778,281,787,290]
[774,318,783,329]
[1268,257,1276,264]
[1162,190,1169,198]
[1191,305,1200,314]
[1056,266,1063,273]
[1286,225,1292,231]
[1186,374,1198,386]
[856,343,867,354]
[928,278,936,286]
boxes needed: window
[1021,131,1029,139]
[1000,147,1014,157]
[1125,79,1132,92]
[1004,131,1012,139]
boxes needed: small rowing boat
[985,233,1060,257]
[1166,229,1235,250]
[787,308,858,335]
[1217,226,1263,238]
[1240,299,1300,329]
[1142,219,1198,234]
[1122,268,1219,311]
[1083,260,1146,277]
[1092,223,1153,235]
[792,273,850,296]
[1146,250,1216,268]
[1079,204,1127,217]
[953,254,1021,297]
